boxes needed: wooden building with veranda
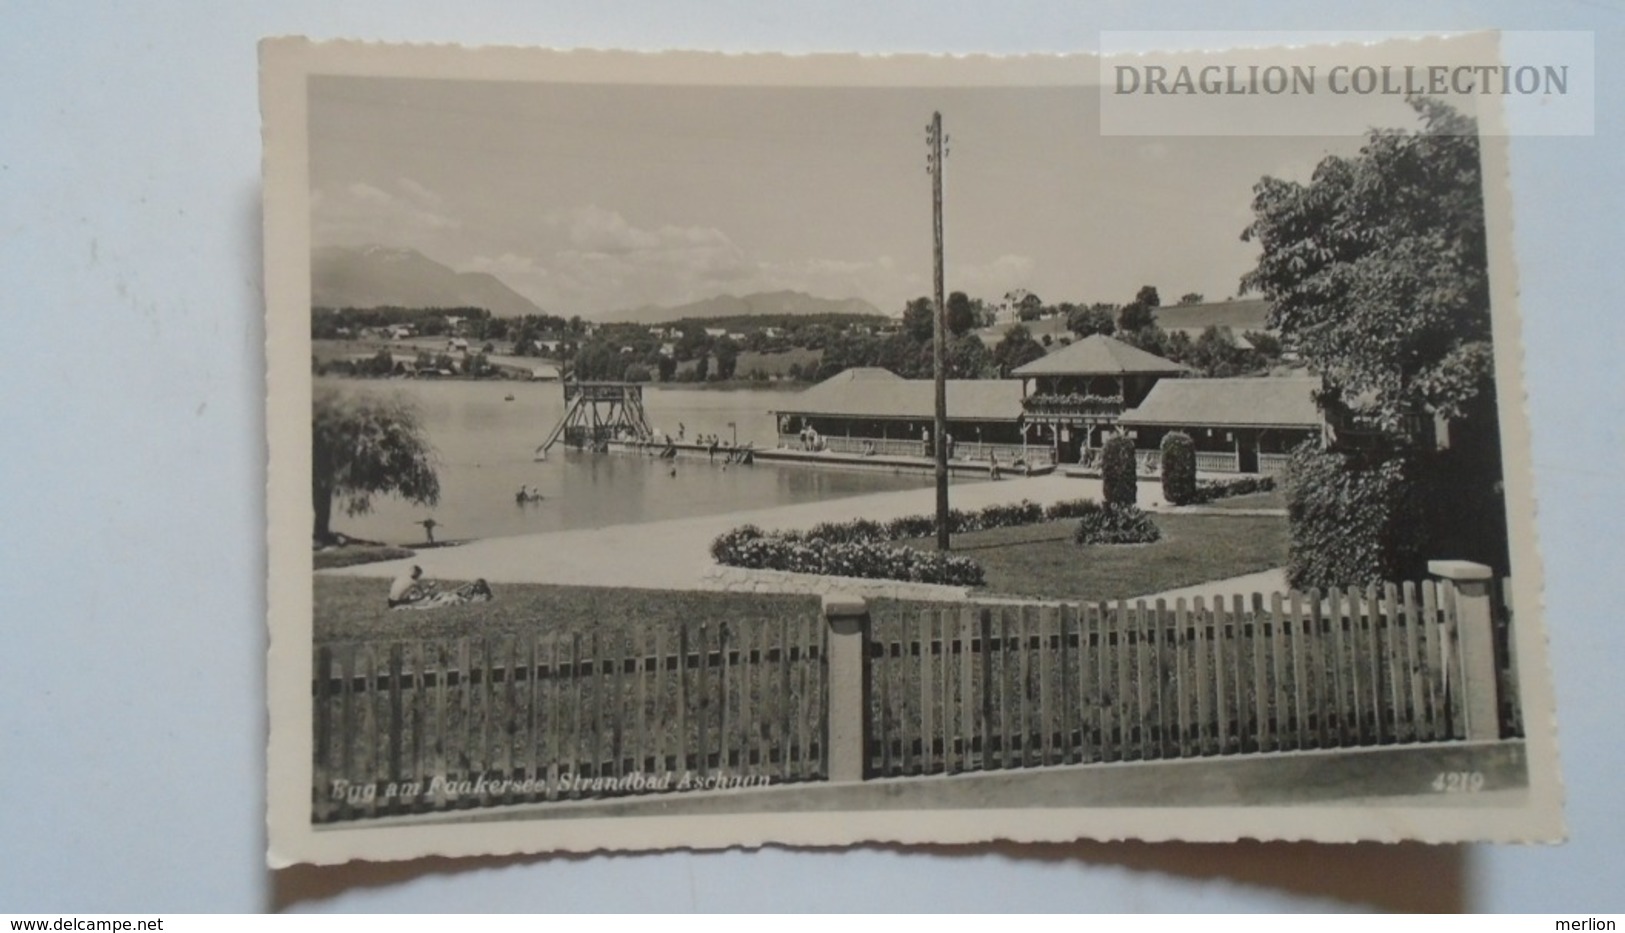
[1117,376,1323,474]
[770,367,1048,465]
[1010,334,1191,463]
[771,348,1325,475]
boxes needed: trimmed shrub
[1188,474,1276,504]
[884,513,938,540]
[976,499,1046,530]
[1101,434,1138,505]
[1160,431,1198,505]
[1043,498,1099,521]
[1072,501,1161,545]
[1280,444,1432,590]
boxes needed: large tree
[1066,305,1116,339]
[902,296,936,343]
[945,333,994,378]
[992,324,1046,376]
[712,336,741,380]
[312,388,440,543]
[1241,98,1503,585]
[1117,286,1160,334]
[945,291,978,337]
[1241,98,1491,432]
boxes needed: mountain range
[311,245,543,318]
[312,245,888,324]
[601,291,886,325]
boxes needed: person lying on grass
[387,565,494,610]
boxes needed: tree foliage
[1066,305,1116,339]
[1186,326,1256,377]
[312,388,440,542]
[945,334,994,378]
[992,324,1047,375]
[1241,97,1491,430]
[712,337,741,380]
[1281,443,1434,589]
[1117,286,1160,334]
[1243,99,1507,585]
[902,296,936,343]
[945,291,978,337]
[570,341,622,381]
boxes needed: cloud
[519,207,762,310]
[953,254,1038,300]
[312,178,462,247]
[396,176,443,207]
[377,203,983,317]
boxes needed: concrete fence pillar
[1428,559,1500,741]
[823,593,871,782]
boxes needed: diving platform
[536,381,654,458]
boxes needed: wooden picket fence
[312,618,826,823]
[866,578,1519,777]
[312,577,1518,821]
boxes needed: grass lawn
[906,511,1289,603]
[313,544,417,571]
[314,575,821,644]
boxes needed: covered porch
[1113,376,1325,476]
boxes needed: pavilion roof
[1117,377,1322,429]
[1011,334,1189,377]
[773,368,1024,422]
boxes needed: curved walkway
[325,474,1135,591]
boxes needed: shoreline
[322,474,1128,590]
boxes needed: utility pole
[926,112,950,551]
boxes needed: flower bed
[780,498,1097,546]
[1020,393,1124,416]
[708,498,1111,585]
[709,525,984,587]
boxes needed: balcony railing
[1195,450,1240,473]
[779,434,927,458]
[1257,452,1292,475]
[1020,393,1125,418]
[776,434,1054,467]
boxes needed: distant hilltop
[311,245,543,318]
[601,290,887,326]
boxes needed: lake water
[319,378,945,544]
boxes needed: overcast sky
[308,75,1423,317]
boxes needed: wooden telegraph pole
[927,112,950,551]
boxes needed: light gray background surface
[2,0,1620,913]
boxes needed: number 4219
[1432,771,1486,793]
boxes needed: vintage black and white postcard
[263,34,1563,865]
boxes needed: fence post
[824,593,871,782]
[1428,559,1499,741]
